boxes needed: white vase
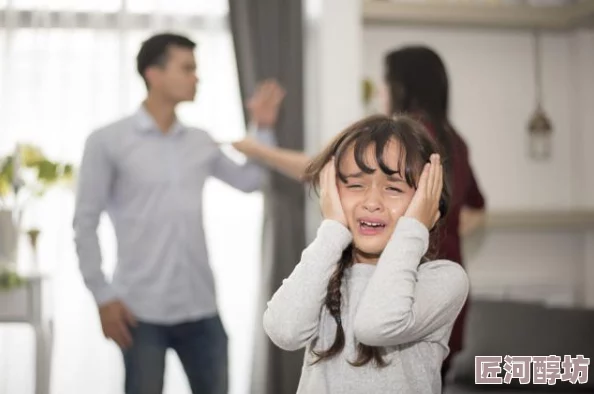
[0,209,19,267]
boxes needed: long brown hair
[384,46,457,184]
[304,114,450,367]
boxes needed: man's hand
[99,300,137,349]
[247,79,286,128]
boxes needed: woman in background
[382,46,486,380]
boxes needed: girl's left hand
[404,154,443,230]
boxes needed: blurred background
[0,0,593,393]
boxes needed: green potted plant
[0,267,25,291]
[0,144,74,290]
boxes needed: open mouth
[358,219,387,235]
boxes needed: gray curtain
[228,1,306,394]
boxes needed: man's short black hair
[136,33,196,87]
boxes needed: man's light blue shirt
[73,106,275,324]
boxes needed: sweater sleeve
[353,216,469,347]
[263,220,352,351]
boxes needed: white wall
[363,25,594,211]
[304,0,364,242]
[571,30,594,209]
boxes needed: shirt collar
[134,105,186,136]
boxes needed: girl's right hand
[320,158,348,227]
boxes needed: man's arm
[231,79,311,182]
[73,131,136,349]
[212,79,290,191]
[211,127,277,192]
[73,131,116,305]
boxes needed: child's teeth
[362,221,382,227]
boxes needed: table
[0,273,53,394]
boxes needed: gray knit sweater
[263,217,469,394]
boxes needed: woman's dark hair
[384,46,456,176]
[303,114,451,367]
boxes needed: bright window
[0,2,262,394]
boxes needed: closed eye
[387,187,404,193]
[347,184,363,189]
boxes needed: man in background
[73,33,284,394]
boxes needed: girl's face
[337,139,416,264]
